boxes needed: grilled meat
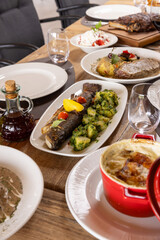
[114,58,160,79]
[109,13,155,32]
[43,83,101,150]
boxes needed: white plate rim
[30,79,128,157]
[81,47,160,84]
[0,62,68,100]
[65,147,160,240]
[86,4,141,20]
[70,32,118,49]
[0,145,44,240]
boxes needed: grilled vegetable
[63,99,84,112]
[58,111,68,120]
[70,89,119,151]
[70,136,91,151]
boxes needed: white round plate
[148,80,160,111]
[0,145,44,240]
[70,32,118,53]
[81,47,160,84]
[30,79,127,157]
[65,147,160,240]
[86,5,141,20]
[0,62,68,100]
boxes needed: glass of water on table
[47,28,70,65]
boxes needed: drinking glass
[147,0,160,31]
[47,28,70,64]
[128,83,160,135]
[133,0,147,12]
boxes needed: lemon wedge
[63,99,84,112]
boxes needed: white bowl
[0,145,44,240]
[70,32,118,53]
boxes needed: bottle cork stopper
[5,80,17,99]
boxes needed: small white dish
[70,32,118,53]
[86,4,141,20]
[65,147,160,240]
[0,62,68,100]
[81,47,160,84]
[0,145,44,240]
[30,79,128,157]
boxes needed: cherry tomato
[123,50,129,54]
[58,111,69,120]
[95,39,105,46]
[77,96,87,104]
[129,53,135,58]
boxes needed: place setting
[65,81,160,240]
[0,27,76,120]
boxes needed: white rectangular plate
[30,79,128,157]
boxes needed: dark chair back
[0,0,44,62]
[55,0,98,28]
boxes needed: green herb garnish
[51,119,65,128]
[111,54,120,64]
[92,21,102,32]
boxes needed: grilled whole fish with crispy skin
[42,83,101,150]
[109,13,155,32]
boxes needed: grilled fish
[42,83,101,150]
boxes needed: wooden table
[0,0,156,239]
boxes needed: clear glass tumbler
[128,83,160,134]
[47,28,70,64]
[133,0,147,12]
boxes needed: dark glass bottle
[1,80,35,141]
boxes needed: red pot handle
[132,133,155,141]
[124,188,148,200]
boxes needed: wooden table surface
[0,0,156,239]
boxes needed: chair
[0,0,79,66]
[55,0,99,28]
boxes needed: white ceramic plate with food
[86,5,141,21]
[30,79,127,157]
[70,32,118,53]
[0,145,44,240]
[0,62,68,100]
[65,147,160,240]
[81,47,160,84]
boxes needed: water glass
[133,0,147,12]
[128,83,160,134]
[47,28,70,64]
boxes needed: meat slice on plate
[114,58,160,79]
[109,13,155,32]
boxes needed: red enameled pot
[100,137,160,219]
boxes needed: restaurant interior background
[33,0,106,42]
